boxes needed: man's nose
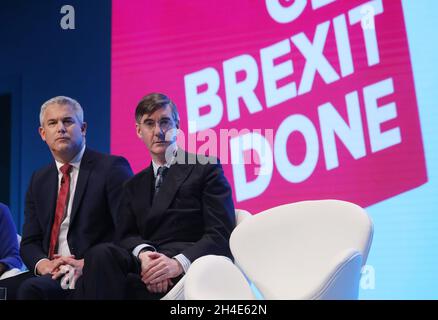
[56,121,66,133]
[153,122,164,136]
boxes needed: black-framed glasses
[142,118,175,131]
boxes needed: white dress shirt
[54,144,86,257]
[34,144,86,275]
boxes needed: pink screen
[111,0,426,213]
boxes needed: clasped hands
[36,251,183,293]
[37,255,84,289]
[138,251,183,294]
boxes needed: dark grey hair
[40,96,84,126]
[135,93,180,127]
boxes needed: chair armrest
[312,248,363,300]
[161,275,186,300]
[184,255,255,300]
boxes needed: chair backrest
[229,200,373,299]
[184,255,256,300]
[235,208,252,225]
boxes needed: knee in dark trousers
[0,271,33,300]
[75,242,136,299]
[17,274,68,300]
[85,242,116,263]
[84,242,133,271]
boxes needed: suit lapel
[69,148,94,225]
[132,164,155,234]
[152,163,193,212]
[138,164,154,211]
[146,151,194,230]
[44,163,60,240]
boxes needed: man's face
[136,105,178,159]
[39,103,86,161]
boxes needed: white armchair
[234,209,252,225]
[229,200,373,299]
[161,275,186,300]
[184,255,255,300]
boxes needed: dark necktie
[48,163,72,259]
[155,166,168,196]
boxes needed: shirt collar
[55,144,86,172]
[151,145,177,177]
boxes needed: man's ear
[81,122,87,136]
[135,123,142,138]
[39,126,46,142]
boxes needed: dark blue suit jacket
[116,150,235,262]
[20,148,133,273]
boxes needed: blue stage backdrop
[0,0,111,231]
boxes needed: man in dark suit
[74,93,235,299]
[0,96,133,299]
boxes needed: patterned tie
[48,163,72,259]
[154,166,168,196]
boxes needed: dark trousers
[0,271,69,300]
[0,271,33,300]
[72,242,171,300]
[18,273,71,300]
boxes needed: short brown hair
[135,93,180,127]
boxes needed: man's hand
[36,257,66,275]
[138,250,157,282]
[51,256,84,280]
[146,278,174,294]
[51,256,84,290]
[141,252,183,285]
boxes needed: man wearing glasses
[74,93,235,299]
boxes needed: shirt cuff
[173,254,191,274]
[132,244,156,258]
[34,258,50,276]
